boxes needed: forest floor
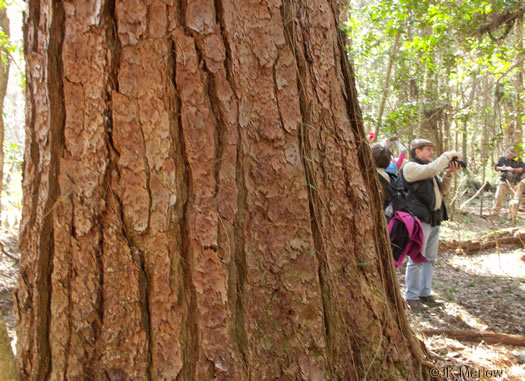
[398,203,525,380]
[0,224,19,350]
[0,203,524,379]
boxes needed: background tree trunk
[480,77,491,216]
[461,117,468,164]
[515,16,523,146]
[373,30,400,140]
[0,6,18,380]
[503,93,515,147]
[0,5,10,217]
[17,1,427,380]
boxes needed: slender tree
[374,30,400,140]
[515,15,523,146]
[0,3,9,216]
[0,4,18,380]
[18,1,429,380]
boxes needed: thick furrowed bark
[18,1,428,380]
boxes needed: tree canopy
[347,0,524,165]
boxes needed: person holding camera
[491,147,525,218]
[399,138,463,311]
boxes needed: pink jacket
[388,211,426,268]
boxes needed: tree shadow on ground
[396,245,525,379]
[397,247,524,336]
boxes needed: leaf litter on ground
[398,207,525,380]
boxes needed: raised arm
[403,152,458,182]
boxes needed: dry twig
[422,329,525,346]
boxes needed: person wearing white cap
[399,138,462,311]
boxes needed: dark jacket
[400,158,448,226]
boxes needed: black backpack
[378,174,411,220]
[379,175,417,262]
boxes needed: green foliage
[0,31,16,64]
[384,102,419,132]
[2,141,23,212]
[3,142,22,167]
[348,0,524,182]
[0,1,25,88]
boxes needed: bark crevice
[335,27,368,167]
[231,129,248,372]
[34,1,67,379]
[62,201,73,379]
[215,0,236,96]
[178,112,198,381]
[213,0,249,372]
[135,248,153,381]
[171,36,199,379]
[192,39,222,200]
[101,0,118,349]
[271,53,289,139]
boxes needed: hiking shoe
[419,295,443,307]
[406,299,427,312]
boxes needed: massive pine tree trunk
[17,1,428,379]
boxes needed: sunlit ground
[397,206,525,381]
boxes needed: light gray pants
[405,222,440,300]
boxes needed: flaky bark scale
[18,0,428,380]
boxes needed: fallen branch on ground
[422,328,525,346]
[0,241,19,263]
[459,181,490,211]
[440,227,525,254]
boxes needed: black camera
[450,158,467,168]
